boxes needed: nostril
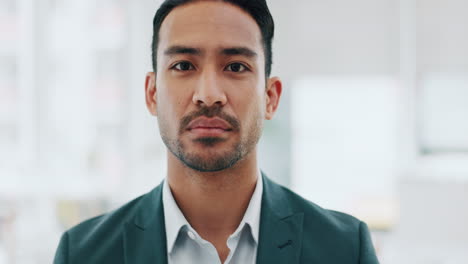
[195,98,225,108]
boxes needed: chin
[192,137,227,147]
[181,148,243,172]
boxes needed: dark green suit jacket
[54,174,379,263]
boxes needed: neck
[166,149,259,236]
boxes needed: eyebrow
[163,45,257,58]
[221,47,257,58]
[164,46,202,56]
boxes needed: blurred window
[291,76,398,230]
[419,73,468,153]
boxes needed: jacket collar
[123,182,168,264]
[256,173,304,264]
[122,173,304,264]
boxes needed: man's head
[151,0,275,77]
[145,0,282,172]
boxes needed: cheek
[157,78,189,115]
[229,76,265,99]
[235,94,265,130]
[248,80,267,111]
[156,89,186,134]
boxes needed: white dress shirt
[162,174,263,264]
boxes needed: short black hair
[151,0,275,77]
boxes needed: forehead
[158,1,263,56]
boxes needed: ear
[265,76,282,120]
[145,72,158,116]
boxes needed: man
[54,0,379,263]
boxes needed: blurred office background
[1,0,467,263]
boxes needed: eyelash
[170,61,195,71]
[170,61,250,73]
[225,62,249,73]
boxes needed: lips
[186,117,232,131]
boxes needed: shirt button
[187,230,196,240]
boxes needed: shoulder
[67,192,146,242]
[263,176,367,260]
[55,185,161,263]
[283,185,361,231]
[264,176,361,232]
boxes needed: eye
[225,62,248,73]
[171,61,195,71]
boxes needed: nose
[192,68,227,107]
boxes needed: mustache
[179,105,240,134]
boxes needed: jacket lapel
[121,175,304,264]
[123,183,168,264]
[257,174,304,264]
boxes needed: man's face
[145,1,281,172]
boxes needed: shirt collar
[162,171,263,253]
[162,179,190,254]
[238,171,263,244]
